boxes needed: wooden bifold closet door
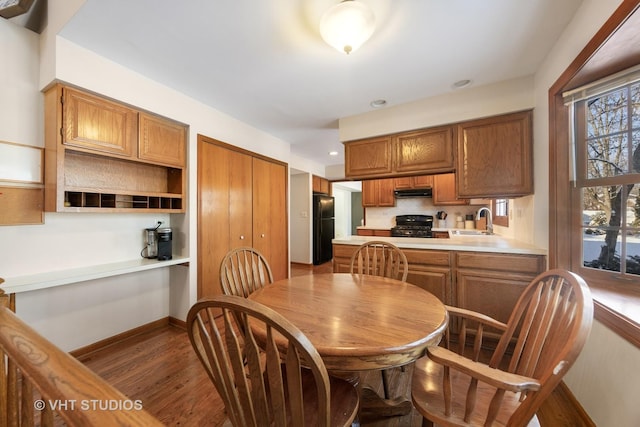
[197,137,288,299]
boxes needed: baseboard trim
[291,262,314,269]
[70,317,170,359]
[556,382,595,427]
[169,315,186,330]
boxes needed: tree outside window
[574,80,640,276]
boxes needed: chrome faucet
[476,207,493,235]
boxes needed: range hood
[394,188,433,198]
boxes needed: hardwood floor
[76,262,591,426]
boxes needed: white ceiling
[56,0,584,168]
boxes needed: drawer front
[403,249,451,267]
[456,252,545,274]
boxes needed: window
[570,77,640,282]
[551,4,640,347]
[492,199,509,227]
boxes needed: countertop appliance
[391,215,434,237]
[313,194,335,265]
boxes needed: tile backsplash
[365,198,484,229]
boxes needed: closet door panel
[252,157,288,281]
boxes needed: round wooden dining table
[247,273,448,372]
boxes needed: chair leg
[381,369,390,399]
[421,417,434,427]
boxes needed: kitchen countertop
[333,232,546,256]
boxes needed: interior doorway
[332,181,362,238]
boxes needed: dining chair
[411,269,593,427]
[187,295,359,427]
[349,240,409,400]
[220,247,274,298]
[349,240,408,281]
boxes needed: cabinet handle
[240,235,245,240]
[261,233,265,238]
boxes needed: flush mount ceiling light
[328,151,339,156]
[452,79,473,90]
[370,99,387,108]
[320,0,375,55]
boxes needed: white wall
[332,187,352,239]
[290,173,312,264]
[567,320,640,426]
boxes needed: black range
[390,215,434,238]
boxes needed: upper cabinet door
[456,110,533,198]
[394,126,454,174]
[63,87,137,158]
[138,112,187,167]
[344,136,393,178]
[433,172,469,206]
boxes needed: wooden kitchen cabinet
[344,127,454,179]
[332,244,453,304]
[356,228,392,237]
[393,126,455,174]
[333,244,546,314]
[362,178,395,207]
[44,84,187,213]
[403,248,452,304]
[62,86,137,158]
[312,175,331,195]
[344,136,393,178]
[394,175,433,189]
[432,172,468,206]
[456,110,533,198]
[138,112,187,167]
[197,137,288,299]
[455,251,546,334]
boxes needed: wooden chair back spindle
[349,241,408,281]
[220,247,274,298]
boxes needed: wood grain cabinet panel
[455,252,546,329]
[333,244,452,304]
[312,175,331,194]
[362,178,395,207]
[433,173,469,206]
[63,87,137,158]
[344,136,393,178]
[456,110,533,198]
[394,126,455,174]
[394,175,433,189]
[138,113,186,167]
[252,157,288,282]
[402,249,452,304]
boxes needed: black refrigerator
[313,194,335,265]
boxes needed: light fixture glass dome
[320,0,375,55]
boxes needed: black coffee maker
[157,228,173,261]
